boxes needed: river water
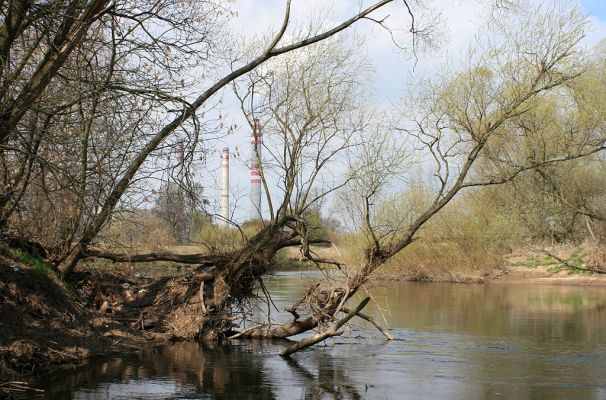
[32,271,606,399]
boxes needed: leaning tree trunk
[116,220,300,340]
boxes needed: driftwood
[281,297,370,357]
[0,381,44,396]
[228,323,270,340]
[339,306,395,340]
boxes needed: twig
[166,321,188,336]
[339,307,395,340]
[0,381,44,393]
[47,347,80,360]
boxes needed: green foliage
[303,211,328,241]
[1,244,72,291]
[339,186,529,278]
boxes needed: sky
[203,0,606,223]
[581,0,606,19]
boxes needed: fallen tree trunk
[281,297,370,357]
[83,239,332,265]
[84,249,225,264]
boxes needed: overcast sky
[204,0,606,222]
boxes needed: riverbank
[2,242,605,397]
[0,254,169,398]
[372,243,606,285]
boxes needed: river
[31,270,606,399]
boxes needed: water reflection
[356,281,606,343]
[30,275,606,399]
[32,340,368,400]
[33,341,276,399]
[284,353,362,400]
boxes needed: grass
[545,247,590,274]
[506,246,597,275]
[1,243,73,291]
[506,256,559,268]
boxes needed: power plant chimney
[220,147,229,227]
[250,120,262,220]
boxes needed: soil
[0,255,180,398]
[494,266,606,285]
[373,264,606,285]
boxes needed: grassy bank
[367,241,606,284]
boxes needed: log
[232,317,318,339]
[84,249,226,264]
[84,238,332,264]
[228,323,269,340]
[281,297,370,357]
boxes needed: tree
[236,4,606,355]
[0,0,406,274]
[233,36,370,260]
[54,0,408,276]
[155,181,206,243]
[4,0,605,356]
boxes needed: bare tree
[51,0,413,276]
[235,4,606,355]
[233,36,371,258]
[0,0,410,275]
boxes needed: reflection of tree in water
[370,282,606,343]
[31,341,366,400]
[286,353,361,400]
[32,342,275,399]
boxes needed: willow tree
[236,3,606,355]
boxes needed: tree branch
[281,297,370,357]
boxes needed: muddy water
[32,271,606,399]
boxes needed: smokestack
[220,147,229,227]
[250,120,262,220]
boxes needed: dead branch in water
[339,306,395,340]
[281,297,370,357]
[227,323,270,340]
